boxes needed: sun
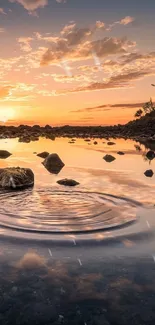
[0,108,15,123]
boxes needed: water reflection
[0,250,154,325]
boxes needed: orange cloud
[10,0,48,11]
[41,36,134,65]
[57,69,154,95]
[18,37,33,52]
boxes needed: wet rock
[57,179,79,186]
[37,151,49,159]
[146,150,155,160]
[0,150,12,159]
[0,167,34,189]
[103,154,116,162]
[144,169,154,177]
[107,141,116,146]
[117,151,125,155]
[42,153,65,174]
[94,141,98,145]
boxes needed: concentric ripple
[0,189,138,235]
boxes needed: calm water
[0,137,155,325]
[0,137,154,241]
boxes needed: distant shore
[0,111,155,149]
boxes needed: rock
[0,167,34,189]
[94,141,98,145]
[103,154,116,162]
[37,151,49,159]
[30,135,39,141]
[84,139,91,142]
[107,141,116,145]
[144,169,154,177]
[117,151,125,155]
[18,136,31,143]
[57,179,79,186]
[42,153,65,174]
[146,150,155,160]
[0,150,12,159]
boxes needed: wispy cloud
[0,8,7,15]
[57,69,153,95]
[71,102,145,113]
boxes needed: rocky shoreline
[0,111,155,147]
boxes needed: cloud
[0,8,6,15]
[18,37,33,52]
[71,102,144,113]
[10,0,48,11]
[41,36,134,66]
[51,73,93,83]
[57,69,153,95]
[95,21,105,29]
[0,86,13,99]
[106,16,135,31]
[120,16,135,25]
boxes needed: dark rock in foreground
[144,169,154,177]
[107,141,116,146]
[0,167,34,189]
[146,150,155,160]
[42,153,65,174]
[103,154,116,162]
[57,179,80,186]
[0,150,12,159]
[94,141,98,145]
[117,151,125,155]
[37,151,49,159]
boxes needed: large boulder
[103,154,116,162]
[42,153,65,174]
[0,150,12,159]
[37,151,49,159]
[57,179,79,186]
[0,167,34,189]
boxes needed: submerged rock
[107,141,116,146]
[37,151,49,159]
[42,153,65,174]
[57,179,80,186]
[144,169,154,177]
[117,151,125,155]
[146,150,155,160]
[0,150,12,159]
[103,154,116,162]
[0,167,34,189]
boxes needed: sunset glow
[0,0,155,126]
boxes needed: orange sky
[0,0,155,126]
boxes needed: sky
[0,0,155,126]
